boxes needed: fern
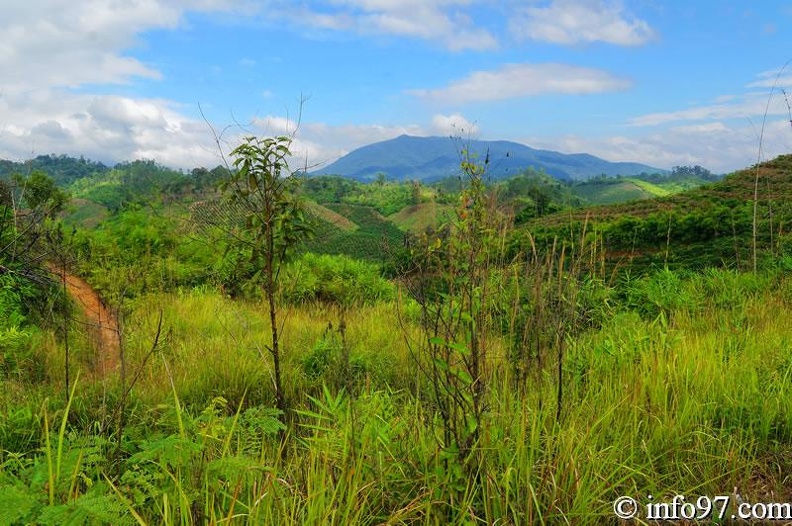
[0,484,38,524]
[36,492,135,525]
[206,454,268,486]
[129,434,202,469]
[237,406,285,453]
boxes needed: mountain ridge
[313,134,666,182]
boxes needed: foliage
[400,147,516,509]
[302,203,405,263]
[6,150,792,524]
[303,175,415,216]
[0,171,67,382]
[0,154,110,186]
[69,160,205,212]
[280,252,394,306]
[220,135,313,415]
[13,170,70,213]
[5,267,792,523]
[524,154,792,272]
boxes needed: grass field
[387,202,454,233]
[3,267,792,524]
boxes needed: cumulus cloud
[409,63,631,104]
[0,89,229,169]
[430,113,479,135]
[0,0,252,167]
[281,0,497,51]
[510,0,655,46]
[1,1,185,94]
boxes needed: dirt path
[51,266,120,377]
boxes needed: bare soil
[51,266,120,377]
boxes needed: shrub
[280,253,395,306]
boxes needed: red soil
[51,266,119,377]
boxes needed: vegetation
[1,146,792,524]
[220,136,313,416]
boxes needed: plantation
[2,146,792,524]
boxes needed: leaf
[0,485,37,525]
[454,368,473,385]
[433,357,449,372]
[466,414,478,436]
[37,492,136,526]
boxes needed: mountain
[313,135,665,182]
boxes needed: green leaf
[0,485,38,524]
[433,357,449,372]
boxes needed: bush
[0,326,36,378]
[281,253,395,306]
[619,267,696,320]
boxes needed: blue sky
[1,1,791,173]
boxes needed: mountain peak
[313,136,664,182]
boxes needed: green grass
[572,180,652,205]
[388,201,454,233]
[3,268,792,523]
[62,198,110,229]
[626,177,672,197]
[303,204,405,262]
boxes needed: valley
[1,145,791,524]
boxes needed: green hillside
[569,171,712,206]
[388,202,455,233]
[522,154,792,270]
[571,179,654,205]
[5,148,792,524]
[303,203,406,263]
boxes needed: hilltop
[314,135,665,182]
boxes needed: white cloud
[430,113,479,135]
[746,67,792,89]
[510,0,655,46]
[0,1,187,93]
[629,92,790,126]
[0,0,251,168]
[525,118,792,173]
[409,63,631,103]
[282,0,497,51]
[0,90,229,169]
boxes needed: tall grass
[2,269,792,523]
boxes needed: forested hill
[532,155,791,226]
[520,154,792,269]
[0,154,110,186]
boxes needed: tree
[13,170,69,215]
[411,180,422,205]
[0,179,12,207]
[220,136,312,416]
[401,147,512,509]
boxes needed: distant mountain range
[313,135,665,182]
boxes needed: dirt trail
[51,266,120,377]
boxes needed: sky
[1,1,791,174]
